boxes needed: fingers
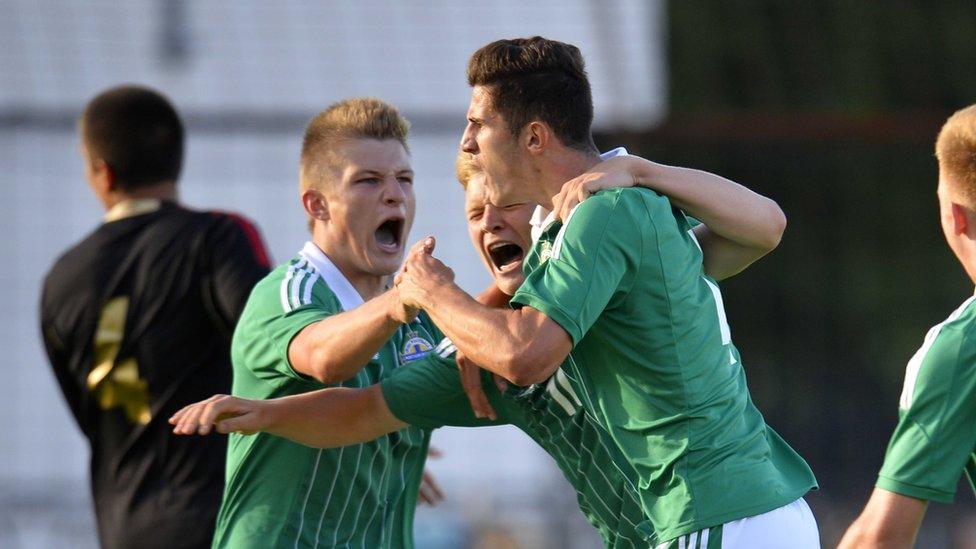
[427,446,443,459]
[170,394,223,435]
[408,236,435,259]
[457,355,496,420]
[555,179,584,221]
[493,374,509,394]
[418,471,445,506]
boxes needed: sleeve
[39,274,89,434]
[511,191,641,345]
[876,325,976,503]
[240,275,336,386]
[204,213,273,336]
[380,340,508,430]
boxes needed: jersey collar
[528,147,630,244]
[103,198,162,223]
[299,241,365,311]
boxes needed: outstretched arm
[552,154,786,280]
[169,386,407,448]
[838,488,927,549]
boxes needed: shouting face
[314,138,415,278]
[464,172,534,295]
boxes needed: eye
[468,210,484,221]
[357,177,381,185]
[504,203,526,211]
[397,175,413,185]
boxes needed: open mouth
[375,217,404,252]
[487,241,524,271]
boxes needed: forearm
[262,386,406,448]
[291,290,403,384]
[631,158,786,250]
[421,283,561,385]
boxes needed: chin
[495,273,524,296]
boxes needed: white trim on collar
[299,241,364,311]
[103,198,162,223]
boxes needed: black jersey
[40,200,271,549]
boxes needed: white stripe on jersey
[290,268,307,310]
[302,272,320,306]
[551,203,582,261]
[555,368,583,407]
[546,374,577,416]
[310,445,343,546]
[293,448,323,549]
[900,295,976,409]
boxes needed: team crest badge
[539,241,553,263]
[400,330,434,363]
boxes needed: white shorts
[656,498,820,549]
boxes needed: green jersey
[877,294,976,503]
[380,339,647,548]
[215,242,437,548]
[511,186,817,544]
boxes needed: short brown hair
[81,85,184,190]
[455,151,482,189]
[299,98,410,191]
[467,36,596,152]
[936,104,976,209]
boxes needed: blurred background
[2,1,975,547]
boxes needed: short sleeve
[512,190,641,345]
[236,273,337,387]
[877,325,976,503]
[380,339,508,430]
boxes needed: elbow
[498,348,560,386]
[304,349,357,386]
[757,200,787,251]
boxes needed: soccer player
[394,37,820,548]
[39,85,271,549]
[171,147,791,548]
[209,98,442,548]
[838,105,976,548]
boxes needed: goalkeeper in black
[39,85,271,549]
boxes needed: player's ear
[301,188,330,224]
[951,202,973,237]
[100,161,119,193]
[524,121,549,156]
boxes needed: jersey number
[87,297,151,424]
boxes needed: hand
[457,352,497,420]
[395,237,455,310]
[417,447,445,506]
[551,156,640,221]
[388,286,420,324]
[168,394,267,436]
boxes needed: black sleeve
[39,274,89,435]
[202,213,272,335]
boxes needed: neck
[106,181,178,210]
[312,233,388,300]
[532,148,602,210]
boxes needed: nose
[481,204,504,234]
[383,177,407,206]
[460,123,478,154]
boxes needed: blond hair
[936,104,976,209]
[455,151,482,189]
[299,98,410,191]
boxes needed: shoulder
[42,228,105,305]
[246,258,338,316]
[901,297,976,408]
